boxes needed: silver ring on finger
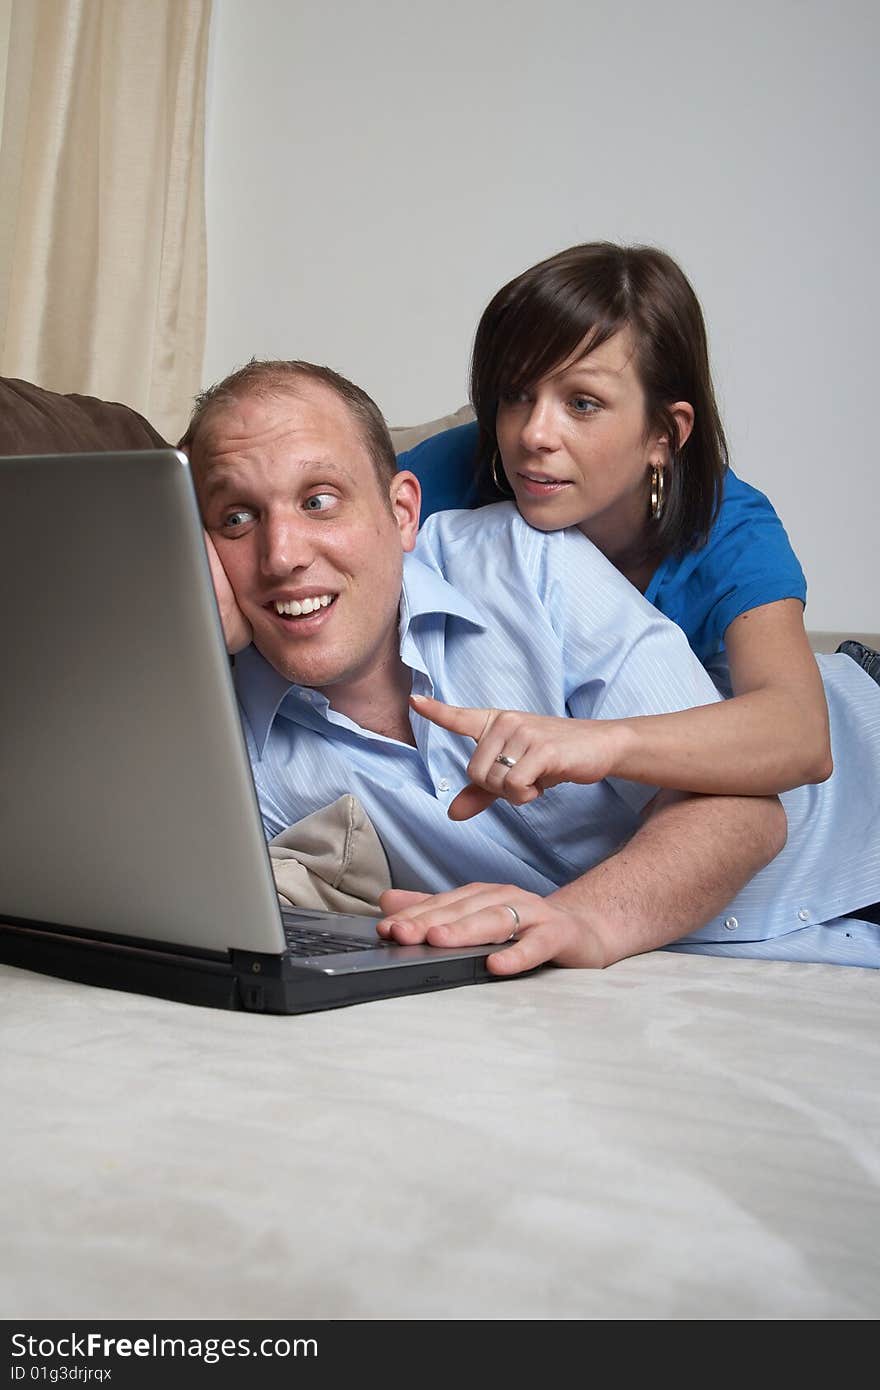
[495,753,518,769]
[502,904,521,940]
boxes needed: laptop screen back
[0,451,286,955]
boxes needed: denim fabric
[837,640,880,686]
[832,642,880,930]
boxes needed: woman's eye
[303,492,337,513]
[571,396,600,414]
[222,508,256,530]
[499,388,530,406]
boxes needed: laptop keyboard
[282,924,386,957]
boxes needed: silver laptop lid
[0,451,286,955]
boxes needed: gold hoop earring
[650,465,665,521]
[490,449,512,496]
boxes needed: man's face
[193,382,419,697]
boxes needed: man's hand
[409,693,623,820]
[204,530,252,655]
[378,788,786,974]
[377,883,607,974]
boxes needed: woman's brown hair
[469,242,728,557]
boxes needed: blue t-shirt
[399,419,806,667]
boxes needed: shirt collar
[398,549,485,636]
[234,552,485,757]
[233,645,294,758]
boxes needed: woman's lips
[516,473,572,497]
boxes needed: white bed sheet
[2,951,878,1320]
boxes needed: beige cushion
[808,631,880,654]
[389,403,474,454]
[268,794,390,915]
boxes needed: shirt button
[437,779,451,793]
[723,916,738,931]
[797,908,810,922]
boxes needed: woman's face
[494,328,664,562]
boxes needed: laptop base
[0,919,497,1015]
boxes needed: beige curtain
[0,0,211,442]
[0,3,12,122]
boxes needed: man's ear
[388,469,421,552]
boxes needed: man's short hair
[180,359,398,488]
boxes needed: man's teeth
[274,595,333,616]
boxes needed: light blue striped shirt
[235,504,880,966]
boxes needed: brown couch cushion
[0,376,168,453]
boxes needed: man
[182,359,880,974]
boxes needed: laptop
[0,450,513,1013]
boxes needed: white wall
[204,0,879,631]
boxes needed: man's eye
[303,493,337,512]
[223,508,256,529]
[571,396,600,414]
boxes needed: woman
[397,241,876,804]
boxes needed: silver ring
[503,904,521,940]
[495,753,517,768]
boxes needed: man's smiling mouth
[268,593,336,619]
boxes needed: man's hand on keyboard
[377,884,605,973]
